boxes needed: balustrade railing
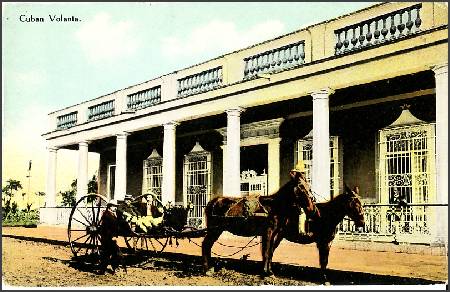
[244,41,306,78]
[127,86,161,110]
[87,100,115,121]
[335,4,422,55]
[337,203,446,244]
[177,67,223,97]
[56,111,78,130]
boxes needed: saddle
[225,195,268,218]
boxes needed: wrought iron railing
[244,41,306,78]
[87,100,115,121]
[177,67,223,97]
[56,111,78,129]
[337,203,446,244]
[127,86,161,110]
[335,3,422,55]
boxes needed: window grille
[378,123,436,205]
[183,142,212,228]
[296,136,341,197]
[142,149,163,203]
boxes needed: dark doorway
[240,144,268,176]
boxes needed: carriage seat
[225,195,268,218]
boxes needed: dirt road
[2,237,446,288]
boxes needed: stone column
[45,147,58,207]
[268,138,281,194]
[221,144,228,195]
[225,108,244,197]
[77,141,89,200]
[311,88,334,202]
[114,132,129,201]
[162,122,178,206]
[432,64,448,246]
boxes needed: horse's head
[290,170,320,219]
[342,185,365,228]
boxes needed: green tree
[59,179,77,207]
[88,175,98,194]
[2,179,23,220]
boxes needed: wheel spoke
[72,217,89,227]
[77,208,92,226]
[84,237,93,256]
[72,232,89,243]
[70,229,87,232]
[75,234,92,255]
[90,200,95,224]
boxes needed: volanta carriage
[67,170,365,281]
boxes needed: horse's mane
[316,191,352,210]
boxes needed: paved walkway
[2,225,448,283]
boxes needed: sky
[2,2,376,208]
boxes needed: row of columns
[45,64,448,244]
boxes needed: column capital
[432,63,448,76]
[163,121,179,129]
[116,132,129,139]
[47,146,58,152]
[268,137,282,144]
[310,87,335,100]
[78,141,90,146]
[225,107,245,117]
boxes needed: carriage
[67,192,207,264]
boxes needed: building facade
[41,2,448,247]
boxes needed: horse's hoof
[205,267,215,276]
[260,271,274,279]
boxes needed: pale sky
[2,2,376,207]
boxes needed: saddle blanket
[225,195,268,218]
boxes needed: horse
[201,170,320,277]
[278,185,365,284]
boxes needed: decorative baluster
[397,9,405,37]
[389,13,397,39]
[373,18,380,44]
[244,58,250,77]
[358,23,366,47]
[335,30,343,54]
[281,46,288,66]
[351,27,358,50]
[266,51,273,71]
[255,54,261,74]
[271,50,278,69]
[406,8,414,34]
[381,17,388,41]
[414,5,421,31]
[343,29,350,52]
[264,52,271,70]
[299,42,305,63]
[211,70,217,88]
[287,44,294,65]
[217,67,223,85]
[366,20,373,46]
[292,43,299,65]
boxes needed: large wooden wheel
[67,194,108,262]
[122,193,169,254]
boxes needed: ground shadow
[65,248,444,285]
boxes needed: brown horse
[202,171,320,276]
[278,185,365,284]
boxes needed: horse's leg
[261,227,274,276]
[202,229,222,275]
[269,229,284,272]
[317,241,332,285]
